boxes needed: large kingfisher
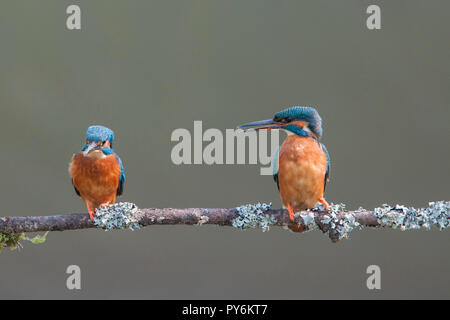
[239,106,330,221]
[69,125,125,221]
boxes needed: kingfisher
[69,125,125,221]
[239,106,330,221]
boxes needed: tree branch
[1,201,448,243]
[0,208,376,231]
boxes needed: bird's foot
[88,208,95,221]
[288,204,294,221]
[100,202,111,208]
[318,198,330,211]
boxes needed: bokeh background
[0,0,449,299]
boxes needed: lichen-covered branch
[0,201,448,244]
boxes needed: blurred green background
[0,0,449,299]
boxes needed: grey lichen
[317,201,450,240]
[93,202,141,231]
[315,203,362,240]
[375,201,450,231]
[233,202,275,232]
[298,211,318,231]
[333,206,361,240]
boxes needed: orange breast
[278,135,327,210]
[69,152,121,208]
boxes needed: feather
[320,143,331,192]
[101,147,125,196]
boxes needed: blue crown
[86,125,115,147]
[274,106,323,138]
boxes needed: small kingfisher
[239,106,330,221]
[69,125,125,221]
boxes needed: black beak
[238,119,281,131]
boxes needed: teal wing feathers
[320,143,331,192]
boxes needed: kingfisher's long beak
[238,119,281,131]
[83,141,100,156]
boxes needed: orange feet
[288,204,294,221]
[88,208,95,221]
[318,198,329,211]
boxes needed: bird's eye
[102,140,106,145]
